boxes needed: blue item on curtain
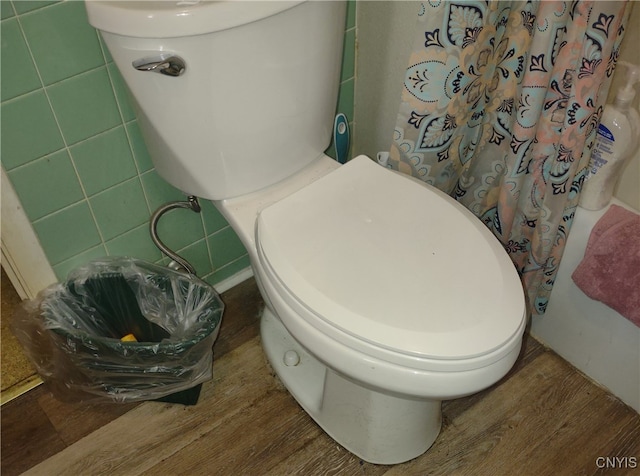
[388,0,631,316]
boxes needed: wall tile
[8,149,84,221]
[33,201,102,265]
[346,0,356,30]
[47,67,121,145]
[12,1,59,15]
[140,169,189,209]
[155,210,206,253]
[207,255,251,286]
[19,1,103,85]
[1,18,41,101]
[105,224,162,263]
[126,121,153,173]
[108,63,136,122]
[52,245,108,281]
[137,157,230,266]
[97,33,113,63]
[1,90,64,169]
[337,78,355,122]
[200,199,228,235]
[89,178,149,241]
[208,227,247,269]
[341,28,356,82]
[70,126,137,196]
[178,239,213,277]
[1,2,15,19]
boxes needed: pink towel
[571,205,640,326]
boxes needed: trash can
[11,257,224,405]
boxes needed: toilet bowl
[86,0,527,465]
[219,154,526,464]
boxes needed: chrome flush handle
[132,54,186,77]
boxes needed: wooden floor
[1,267,38,398]
[2,278,639,476]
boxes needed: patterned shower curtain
[388,0,631,316]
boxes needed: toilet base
[260,308,442,465]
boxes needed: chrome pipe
[150,196,201,275]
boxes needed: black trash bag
[10,257,224,404]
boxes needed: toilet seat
[256,156,525,369]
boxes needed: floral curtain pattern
[389,0,631,315]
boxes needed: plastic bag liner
[10,257,224,404]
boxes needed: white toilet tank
[86,1,346,199]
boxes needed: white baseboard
[214,266,254,294]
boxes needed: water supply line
[150,196,201,275]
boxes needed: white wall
[353,1,419,159]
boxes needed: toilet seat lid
[256,156,525,361]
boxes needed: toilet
[86,0,527,464]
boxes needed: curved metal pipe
[150,196,201,275]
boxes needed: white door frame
[1,167,57,300]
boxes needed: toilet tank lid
[85,0,304,38]
[256,156,526,360]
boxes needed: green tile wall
[1,0,356,286]
[327,0,357,161]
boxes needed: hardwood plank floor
[2,278,639,475]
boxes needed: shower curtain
[388,0,631,316]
